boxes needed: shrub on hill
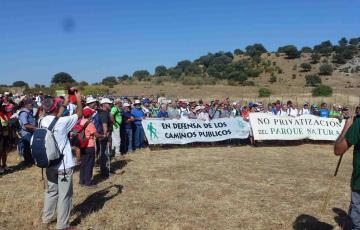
[312,85,332,97]
[300,63,311,72]
[305,74,322,86]
[319,64,333,75]
[258,88,271,97]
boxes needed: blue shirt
[18,108,36,137]
[121,111,133,130]
[131,108,144,126]
[319,109,330,118]
[157,111,169,118]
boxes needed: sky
[0,0,359,86]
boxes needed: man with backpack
[110,99,122,157]
[93,98,113,178]
[18,98,36,165]
[39,92,82,230]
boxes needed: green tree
[319,64,333,75]
[12,81,29,87]
[332,53,346,64]
[305,74,322,86]
[301,46,313,53]
[313,40,333,56]
[312,85,332,97]
[234,49,244,55]
[311,53,321,64]
[245,43,267,58]
[277,45,300,59]
[269,75,277,83]
[52,72,76,84]
[176,60,192,72]
[118,74,129,82]
[338,37,348,47]
[300,63,312,72]
[349,37,360,46]
[133,70,150,81]
[258,88,271,97]
[102,76,117,86]
[155,65,167,76]
[228,71,248,84]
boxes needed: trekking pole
[320,154,343,214]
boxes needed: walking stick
[320,154,344,213]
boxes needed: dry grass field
[0,143,355,230]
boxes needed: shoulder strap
[83,120,91,130]
[48,117,59,132]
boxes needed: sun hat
[86,97,97,104]
[100,98,112,104]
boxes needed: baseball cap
[123,102,131,107]
[83,108,95,117]
[134,99,141,104]
[100,98,112,104]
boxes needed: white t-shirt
[67,103,77,116]
[299,108,310,116]
[287,108,298,117]
[40,114,78,171]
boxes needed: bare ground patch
[0,144,354,229]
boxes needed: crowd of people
[0,89,357,229]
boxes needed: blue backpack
[30,117,64,168]
[92,111,103,134]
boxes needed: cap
[83,108,95,117]
[134,99,141,104]
[86,97,97,104]
[100,98,112,104]
[123,102,131,107]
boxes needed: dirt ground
[0,143,355,230]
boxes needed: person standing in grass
[334,109,360,229]
[110,99,122,157]
[41,92,82,230]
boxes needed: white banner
[249,113,345,141]
[142,117,250,145]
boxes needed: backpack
[92,111,103,134]
[69,120,91,149]
[30,117,64,168]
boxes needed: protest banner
[142,117,250,145]
[249,113,345,141]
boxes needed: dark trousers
[120,128,133,154]
[98,139,109,177]
[79,147,95,186]
[21,134,34,165]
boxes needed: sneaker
[0,167,4,174]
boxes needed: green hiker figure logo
[147,122,158,140]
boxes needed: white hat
[86,97,97,104]
[114,98,122,104]
[134,99,141,104]
[123,102,131,107]
[4,92,10,96]
[100,98,112,104]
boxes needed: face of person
[321,104,327,109]
[356,107,360,114]
[88,102,97,109]
[102,103,111,111]
[25,103,33,110]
